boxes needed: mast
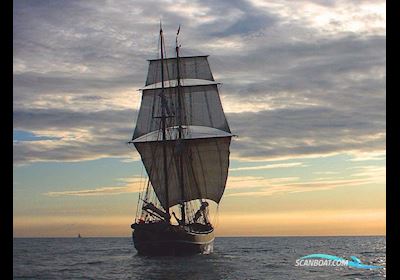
[160,23,170,223]
[175,25,185,225]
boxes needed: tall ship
[129,25,232,256]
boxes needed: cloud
[13,108,139,164]
[349,165,385,181]
[230,162,306,171]
[228,105,385,160]
[313,171,340,175]
[226,176,379,197]
[347,151,386,162]
[247,0,385,36]
[225,159,385,197]
[226,175,300,190]
[43,176,144,197]
[13,0,385,165]
[45,186,132,197]
[44,165,381,199]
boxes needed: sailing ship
[129,25,232,256]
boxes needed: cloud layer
[13,0,385,164]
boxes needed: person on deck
[193,201,210,224]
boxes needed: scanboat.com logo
[295,254,384,269]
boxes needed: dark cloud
[212,13,276,37]
[227,105,385,159]
[13,72,140,94]
[195,0,278,37]
[14,108,136,131]
[13,108,137,164]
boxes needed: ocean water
[13,236,385,279]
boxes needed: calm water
[13,236,385,279]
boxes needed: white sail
[133,84,231,139]
[134,133,231,208]
[145,56,214,86]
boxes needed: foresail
[145,56,214,86]
[133,84,230,139]
[134,136,231,209]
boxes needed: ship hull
[132,222,214,256]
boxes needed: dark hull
[132,222,214,256]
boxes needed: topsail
[133,83,231,139]
[145,56,214,86]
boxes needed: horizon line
[13,234,386,238]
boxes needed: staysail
[132,55,232,209]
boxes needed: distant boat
[129,24,232,256]
[78,233,82,238]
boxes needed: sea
[13,236,385,279]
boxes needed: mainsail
[132,42,232,211]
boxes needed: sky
[13,0,386,237]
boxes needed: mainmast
[160,23,170,223]
[175,25,185,225]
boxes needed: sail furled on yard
[145,56,214,86]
